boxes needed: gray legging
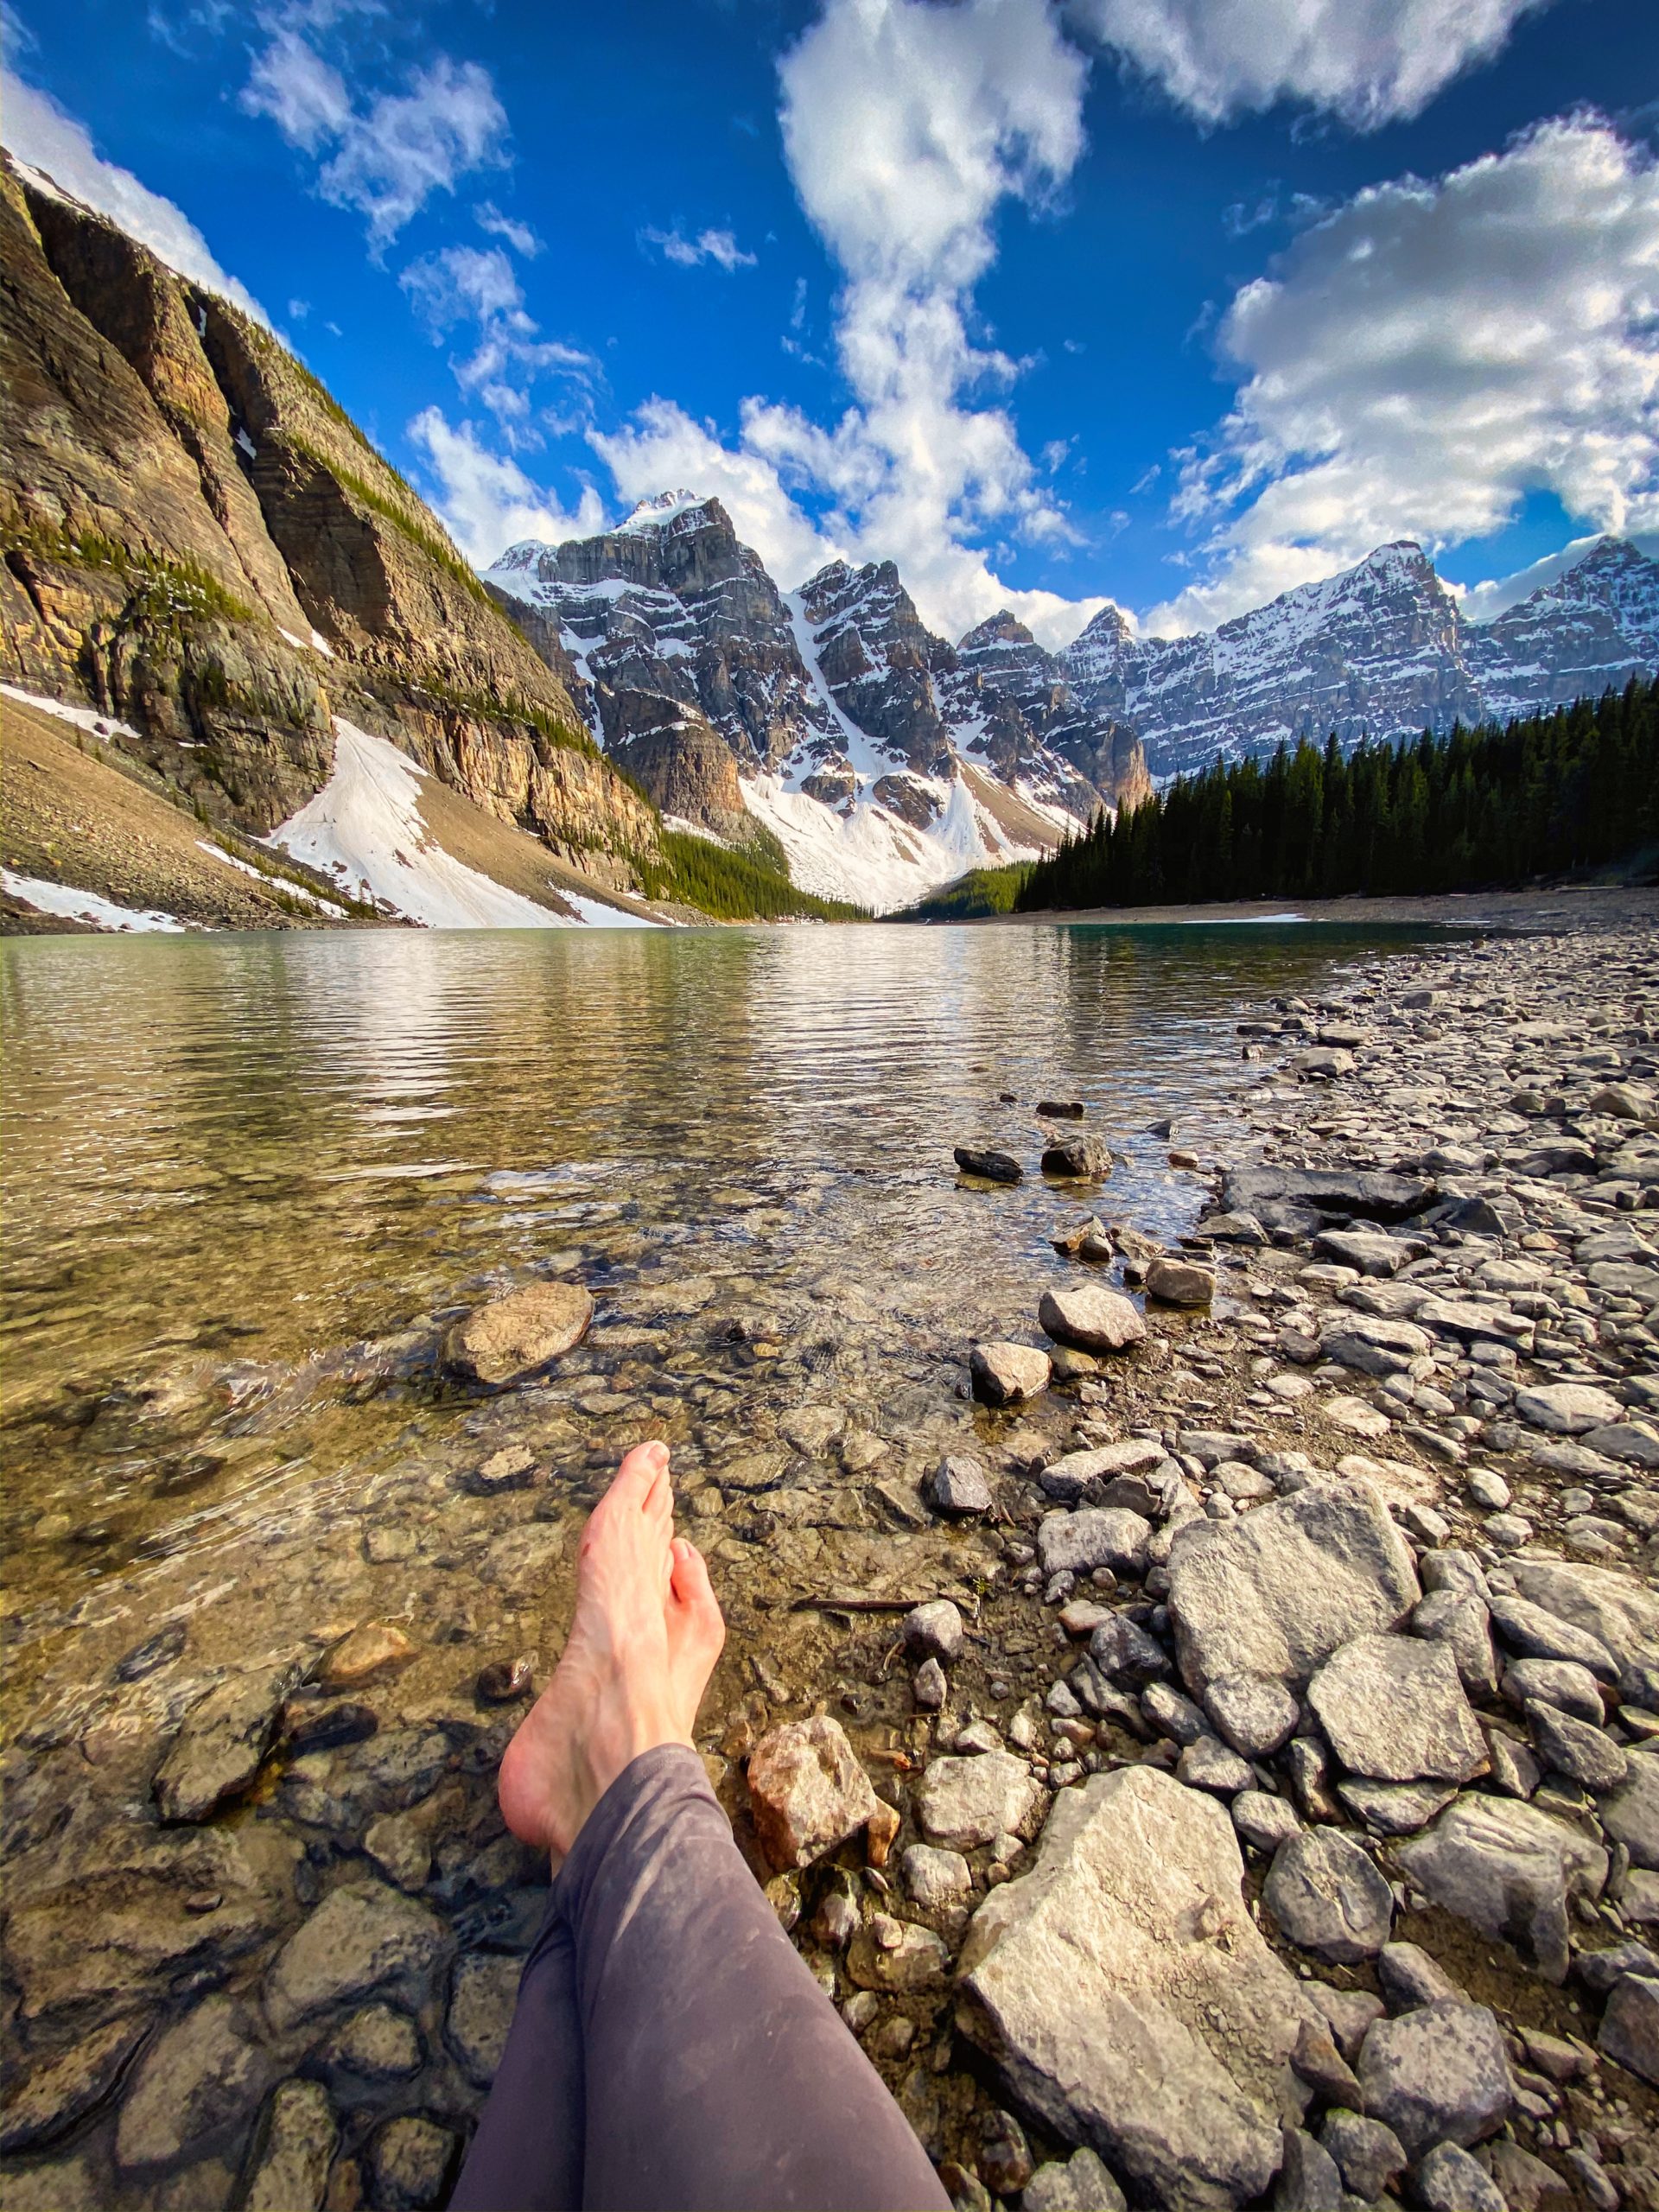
[451,1744,953,2212]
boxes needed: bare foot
[498,1440,725,1859]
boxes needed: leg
[448,1906,584,2212]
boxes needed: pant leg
[557,1743,951,2212]
[449,1904,585,2212]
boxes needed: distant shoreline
[977,884,1659,930]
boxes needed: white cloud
[407,409,607,564]
[242,31,507,249]
[0,69,269,321]
[1074,0,1557,129]
[1454,530,1659,622]
[642,225,758,270]
[475,200,540,256]
[1147,117,1659,633]
[399,243,595,438]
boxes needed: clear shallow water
[0,921,1427,1731]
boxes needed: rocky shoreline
[3,912,1658,2212]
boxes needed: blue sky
[3,0,1656,646]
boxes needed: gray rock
[1039,1286,1147,1354]
[1600,1751,1659,1870]
[1021,2149,1128,2212]
[1222,1166,1434,1223]
[1177,1736,1254,1796]
[1335,1778,1457,1835]
[955,1144,1023,1183]
[905,1599,965,1664]
[846,1914,949,1993]
[0,2017,147,2154]
[363,1812,431,1894]
[915,1752,1043,1850]
[367,2114,459,2210]
[1357,1999,1511,2159]
[958,1765,1320,2212]
[1486,2139,1569,2212]
[1513,1382,1623,1433]
[913,1657,947,1710]
[1510,1559,1659,1694]
[1317,2111,1404,2202]
[1324,1319,1432,1377]
[1415,2140,1508,2212]
[320,2004,423,2082]
[241,2080,337,2212]
[152,1662,300,1823]
[1166,1478,1421,1697]
[442,1280,593,1385]
[1041,1135,1113,1180]
[1090,1615,1170,1682]
[1203,1673,1300,1759]
[747,1715,882,1870]
[1145,1259,1215,1308]
[1503,1657,1604,1725]
[1039,1509,1152,1580]
[1272,2127,1342,2210]
[1313,1229,1420,1276]
[446,1951,520,2087]
[114,1995,274,2172]
[902,1844,972,1911]
[1231,1791,1301,1853]
[1143,1681,1211,1745]
[1306,1634,1486,1784]
[971,1342,1052,1405]
[1377,1940,1465,2010]
[1599,1972,1659,2085]
[926,1456,994,1516]
[1490,1592,1621,1679]
[1264,1829,1394,1962]
[1411,1589,1499,1699]
[1305,1986,1384,2063]
[1394,1795,1607,1981]
[1525,1700,1629,1793]
[264,1881,450,2032]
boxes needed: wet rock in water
[461,1445,537,1495]
[925,1454,993,1516]
[153,1660,302,1824]
[914,1753,1043,1851]
[1202,1673,1298,1759]
[1319,2113,1404,2202]
[1602,1751,1659,1870]
[1021,2147,1127,2212]
[1394,1795,1607,1982]
[442,1281,593,1388]
[1263,1829,1394,1963]
[113,1620,187,1682]
[114,1993,275,2172]
[1356,1999,1512,2159]
[904,1599,965,1664]
[475,1656,534,1704]
[0,2016,148,2153]
[1524,1700,1628,1793]
[1041,1135,1112,1180]
[316,1623,416,1690]
[1038,1286,1146,1354]
[1144,1259,1214,1308]
[747,1715,882,1871]
[1306,1635,1487,1784]
[1038,1098,1086,1120]
[1038,1508,1152,1580]
[321,2004,423,2082]
[957,1766,1320,2212]
[903,1843,972,1910]
[970,1341,1052,1405]
[367,2114,460,2211]
[283,1697,378,1754]
[364,1813,432,1894]
[1166,1478,1420,1697]
[1415,2139,1508,2212]
[955,1145,1023,1185]
[241,2079,338,2212]
[446,1951,520,2087]
[847,1914,949,1993]
[1231,1791,1300,1853]
[264,1881,452,2032]
[1599,1973,1659,2084]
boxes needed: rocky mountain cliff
[0,154,657,891]
[1064,537,1659,781]
[486,496,1151,908]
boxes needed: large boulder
[957,1765,1321,2212]
[1394,1796,1607,1982]
[442,1280,593,1387]
[1222,1166,1434,1224]
[1038,1508,1153,1580]
[1166,1479,1420,1698]
[1306,1636,1487,1784]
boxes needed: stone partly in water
[446,1952,521,2088]
[957,1765,1320,2212]
[1305,1635,1488,1785]
[954,1146,1023,1185]
[264,1882,452,2033]
[925,1455,994,1516]
[367,2114,460,2212]
[1166,1478,1420,1697]
[969,1342,1052,1406]
[315,1623,416,1690]
[747,1715,882,1871]
[0,2017,149,2154]
[1394,1795,1608,1982]
[240,2079,339,2212]
[442,1280,594,1387]
[152,1661,300,1823]
[1038,1286,1147,1355]
[1040,1135,1112,1180]
[114,1994,275,2173]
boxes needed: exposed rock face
[0,155,655,882]
[957,1766,1320,2212]
[1063,537,1659,779]
[954,607,1153,816]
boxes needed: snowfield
[2,868,188,931]
[270,721,658,930]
